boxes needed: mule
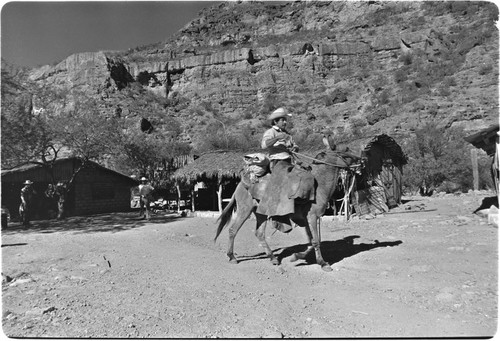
[215,142,361,272]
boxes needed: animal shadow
[473,196,498,213]
[278,235,402,266]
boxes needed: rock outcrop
[25,1,499,149]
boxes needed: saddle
[241,155,316,217]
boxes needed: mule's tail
[214,193,236,242]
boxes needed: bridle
[291,150,363,171]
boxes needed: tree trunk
[176,183,181,213]
[471,149,479,190]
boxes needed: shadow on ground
[473,196,498,213]
[237,235,402,267]
[1,211,184,235]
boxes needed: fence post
[217,182,223,214]
[176,183,181,213]
[471,148,479,190]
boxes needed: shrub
[258,93,281,118]
[478,63,493,75]
[402,124,494,193]
[349,116,367,128]
[399,53,412,65]
[242,108,254,120]
[394,68,408,83]
[376,89,391,105]
[438,83,451,97]
[443,76,457,87]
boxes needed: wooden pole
[191,189,195,212]
[471,149,479,191]
[217,182,223,213]
[176,183,181,213]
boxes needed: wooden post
[471,149,479,190]
[191,189,195,212]
[217,182,223,213]
[176,183,181,213]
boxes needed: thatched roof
[332,134,407,165]
[171,150,248,184]
[362,134,408,166]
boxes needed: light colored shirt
[261,126,296,160]
[20,186,35,205]
[139,184,154,198]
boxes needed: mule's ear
[322,134,336,150]
[327,135,336,151]
[322,135,331,149]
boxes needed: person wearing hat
[138,177,154,220]
[257,107,299,233]
[54,181,67,220]
[19,180,36,226]
[261,107,298,171]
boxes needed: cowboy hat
[140,177,148,181]
[23,180,33,185]
[268,107,292,122]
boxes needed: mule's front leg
[255,216,279,265]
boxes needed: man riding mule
[257,107,313,233]
[215,112,362,271]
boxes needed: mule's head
[317,132,365,169]
[313,149,363,169]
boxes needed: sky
[1,1,219,68]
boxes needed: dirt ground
[1,191,498,338]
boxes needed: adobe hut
[171,151,247,213]
[349,134,408,216]
[1,157,138,219]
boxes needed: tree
[2,67,192,217]
[43,93,123,218]
[117,125,191,188]
[1,74,56,168]
[402,124,491,194]
[1,71,123,218]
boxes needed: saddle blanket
[250,163,315,217]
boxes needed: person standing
[54,182,67,220]
[19,180,36,226]
[138,177,154,220]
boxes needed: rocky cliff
[26,1,499,150]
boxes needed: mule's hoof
[271,257,280,266]
[321,264,333,272]
[290,254,298,263]
[229,258,238,264]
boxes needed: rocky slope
[24,1,500,149]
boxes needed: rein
[291,151,362,170]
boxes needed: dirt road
[2,191,497,338]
